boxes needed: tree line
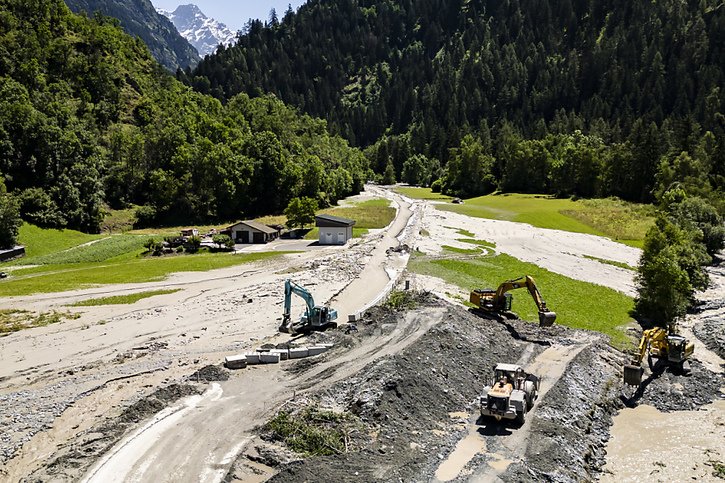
[0,0,368,247]
[186,0,723,208]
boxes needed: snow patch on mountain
[157,4,236,57]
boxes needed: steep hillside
[158,4,237,57]
[0,0,368,233]
[65,0,200,70]
[185,0,724,204]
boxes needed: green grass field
[257,198,396,240]
[70,289,181,307]
[437,193,654,248]
[442,245,483,255]
[394,186,452,201]
[0,251,289,297]
[8,224,104,260]
[302,198,396,240]
[20,235,149,265]
[410,251,634,347]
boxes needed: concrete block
[288,347,309,359]
[245,353,261,365]
[259,352,281,364]
[317,343,334,349]
[270,349,289,361]
[348,313,360,322]
[308,346,329,356]
[224,354,247,370]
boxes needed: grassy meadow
[394,186,453,201]
[399,188,654,248]
[410,250,634,347]
[70,289,181,307]
[0,223,289,297]
[0,194,393,297]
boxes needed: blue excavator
[278,279,338,335]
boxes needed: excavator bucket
[623,364,644,386]
[538,311,557,327]
[278,316,296,335]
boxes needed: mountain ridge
[64,0,200,71]
[157,4,237,57]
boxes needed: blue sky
[151,1,308,31]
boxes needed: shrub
[185,235,202,253]
[431,179,442,193]
[212,234,234,250]
[265,406,357,456]
[134,205,157,228]
[385,289,418,310]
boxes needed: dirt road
[52,187,419,483]
[433,340,590,482]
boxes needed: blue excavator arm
[283,279,316,323]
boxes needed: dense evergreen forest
[187,0,724,210]
[64,0,200,71]
[0,0,367,235]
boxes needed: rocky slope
[157,4,236,57]
[64,0,199,70]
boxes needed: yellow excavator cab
[623,325,695,386]
[470,276,557,327]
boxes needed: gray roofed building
[315,214,356,245]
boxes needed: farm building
[225,221,279,244]
[316,214,356,245]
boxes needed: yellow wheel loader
[470,275,557,327]
[480,363,539,425]
[623,324,695,386]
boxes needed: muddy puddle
[434,421,487,481]
[602,400,725,482]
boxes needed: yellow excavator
[623,324,695,386]
[469,275,557,327]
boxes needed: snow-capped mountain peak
[157,4,237,57]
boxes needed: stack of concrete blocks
[224,344,333,370]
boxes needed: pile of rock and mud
[227,294,724,482]
[692,298,725,360]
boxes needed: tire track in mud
[80,308,444,483]
[72,192,423,483]
[433,339,590,482]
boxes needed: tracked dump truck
[623,324,694,386]
[278,279,338,335]
[480,363,539,425]
[470,275,557,326]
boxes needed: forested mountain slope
[186,0,724,205]
[64,0,200,71]
[0,0,367,233]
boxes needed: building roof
[315,214,356,227]
[227,220,278,234]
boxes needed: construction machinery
[470,275,557,326]
[623,324,695,386]
[278,279,338,335]
[480,363,539,425]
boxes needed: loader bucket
[623,364,644,386]
[538,311,557,327]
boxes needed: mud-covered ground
[693,298,725,361]
[692,258,725,361]
[23,383,203,481]
[15,293,724,482]
[221,294,725,483]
